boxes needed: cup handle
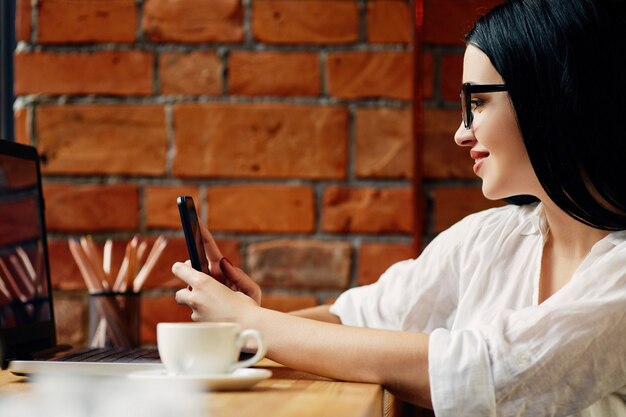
[229,329,266,372]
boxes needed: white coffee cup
[157,322,266,375]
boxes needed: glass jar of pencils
[88,291,141,348]
[69,234,168,349]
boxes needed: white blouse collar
[519,201,626,246]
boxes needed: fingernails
[220,257,233,269]
[171,262,192,290]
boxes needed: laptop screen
[0,140,56,362]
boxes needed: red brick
[159,51,222,95]
[323,187,414,234]
[16,0,31,42]
[327,52,413,100]
[143,0,243,43]
[48,239,87,290]
[423,108,474,179]
[207,185,315,233]
[367,0,412,44]
[247,240,351,289]
[36,104,167,176]
[422,51,435,100]
[145,186,201,229]
[441,54,464,101]
[14,51,153,96]
[213,239,242,269]
[358,242,416,285]
[432,186,505,232]
[141,294,193,344]
[424,0,502,45]
[355,108,413,179]
[261,294,318,312]
[38,0,136,44]
[229,52,320,96]
[253,0,358,44]
[54,294,88,347]
[14,107,29,145]
[43,183,139,232]
[172,103,348,179]
[144,237,242,289]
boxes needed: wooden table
[0,360,396,417]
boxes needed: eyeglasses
[460,83,508,129]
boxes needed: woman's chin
[480,183,508,201]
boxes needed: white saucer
[128,368,272,391]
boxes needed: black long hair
[466,0,626,230]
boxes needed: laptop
[0,139,164,375]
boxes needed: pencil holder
[88,291,141,348]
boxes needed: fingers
[200,223,223,263]
[220,258,241,283]
[175,287,203,322]
[199,223,226,282]
[171,262,206,288]
[175,287,193,307]
[220,257,262,305]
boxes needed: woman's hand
[173,261,259,323]
[197,223,262,305]
[173,222,263,322]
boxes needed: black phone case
[177,196,210,274]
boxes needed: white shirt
[330,203,626,417]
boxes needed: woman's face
[454,45,541,200]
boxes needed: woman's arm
[289,305,342,324]
[251,305,431,407]
[173,261,432,409]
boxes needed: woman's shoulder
[419,202,542,263]
[446,202,541,238]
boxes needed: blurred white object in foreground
[0,374,207,417]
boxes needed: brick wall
[421,0,505,239]
[12,0,502,346]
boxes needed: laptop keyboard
[55,347,160,363]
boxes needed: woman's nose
[454,121,476,147]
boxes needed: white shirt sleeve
[330,214,480,331]
[430,237,626,417]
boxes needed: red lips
[470,150,490,160]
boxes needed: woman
[173,0,626,415]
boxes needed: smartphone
[177,196,210,275]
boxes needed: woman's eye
[470,99,485,111]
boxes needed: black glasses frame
[460,83,508,129]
